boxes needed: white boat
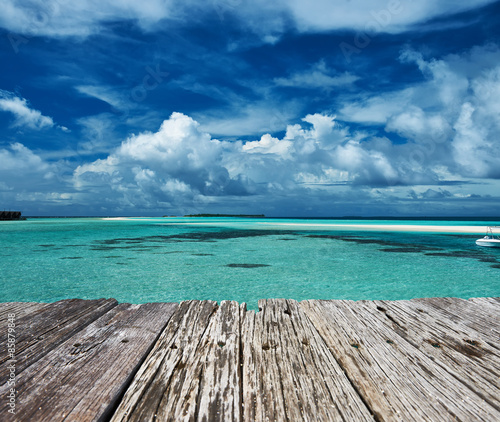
[476,226,500,248]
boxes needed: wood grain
[300,299,500,421]
[0,302,177,421]
[241,299,375,421]
[0,297,498,422]
[370,298,500,412]
[110,300,220,421]
[0,302,48,321]
[411,297,500,345]
[0,298,118,379]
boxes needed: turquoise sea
[1,217,499,309]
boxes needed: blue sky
[1,0,500,217]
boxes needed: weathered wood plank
[0,297,498,421]
[301,299,500,421]
[0,298,118,381]
[0,302,178,421]
[468,297,500,316]
[377,298,500,352]
[370,299,500,411]
[240,301,290,422]
[110,300,219,421]
[411,297,500,346]
[241,299,375,421]
[191,300,241,422]
[0,302,48,320]
[469,297,500,305]
[0,299,118,379]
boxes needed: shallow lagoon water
[1,217,499,310]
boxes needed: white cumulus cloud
[338,44,500,181]
[74,112,252,210]
[242,134,293,158]
[0,143,74,214]
[0,142,49,172]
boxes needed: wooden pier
[0,211,22,221]
[1,297,499,421]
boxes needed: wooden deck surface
[1,297,499,421]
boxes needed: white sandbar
[101,217,491,234]
[260,222,487,233]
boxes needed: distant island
[182,214,265,218]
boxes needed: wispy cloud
[75,85,134,112]
[0,0,496,42]
[279,0,497,34]
[196,99,302,137]
[274,61,359,91]
[0,0,176,38]
[339,44,500,180]
[0,90,54,130]
[1,1,499,216]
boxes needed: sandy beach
[146,218,490,234]
[261,222,489,234]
